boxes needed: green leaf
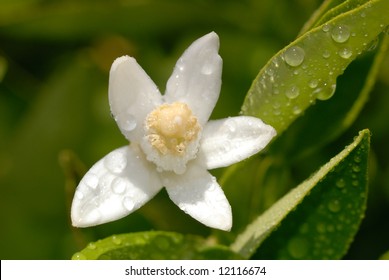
[231,129,370,259]
[0,56,7,82]
[72,231,243,260]
[271,33,389,161]
[242,0,389,134]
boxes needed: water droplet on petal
[201,62,214,75]
[284,46,305,67]
[118,112,137,132]
[285,85,300,99]
[331,25,350,43]
[123,196,135,211]
[75,190,84,200]
[84,173,99,189]
[111,177,128,194]
[104,151,127,174]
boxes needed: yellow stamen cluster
[145,102,201,156]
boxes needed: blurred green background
[1,0,388,259]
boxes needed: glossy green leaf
[270,34,388,161]
[72,231,242,260]
[231,129,370,259]
[241,0,389,134]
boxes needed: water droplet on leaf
[328,199,341,212]
[112,235,122,245]
[322,24,330,32]
[284,46,305,67]
[72,252,87,260]
[331,25,350,43]
[308,79,318,89]
[314,83,336,100]
[285,85,300,99]
[336,178,346,188]
[287,237,309,258]
[338,48,353,59]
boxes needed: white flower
[71,32,276,231]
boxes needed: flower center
[141,102,202,174]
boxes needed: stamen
[141,102,202,174]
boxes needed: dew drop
[111,177,128,194]
[293,106,302,115]
[123,196,135,211]
[112,235,122,245]
[331,25,350,43]
[118,112,137,132]
[87,242,97,250]
[287,237,309,259]
[308,79,318,89]
[285,85,300,99]
[336,178,346,188]
[201,62,214,75]
[338,48,353,59]
[284,46,305,67]
[322,50,331,59]
[322,24,330,32]
[352,165,361,173]
[84,173,99,189]
[328,199,341,213]
[75,190,84,200]
[104,151,127,174]
[314,83,336,100]
[72,252,87,260]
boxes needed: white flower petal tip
[199,116,277,170]
[165,165,232,231]
[109,55,162,143]
[165,32,222,125]
[71,146,162,227]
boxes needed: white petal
[71,145,162,227]
[165,32,222,125]
[109,56,163,142]
[198,116,276,169]
[164,164,232,231]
